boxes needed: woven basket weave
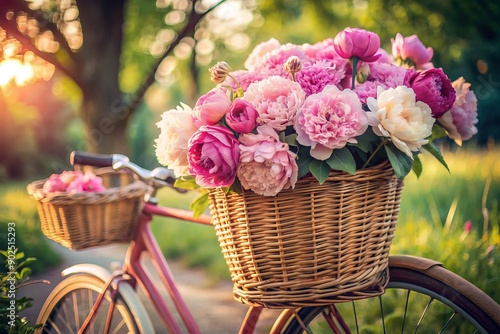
[208,161,404,308]
[27,168,149,250]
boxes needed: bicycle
[33,151,500,333]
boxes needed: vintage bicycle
[29,151,500,333]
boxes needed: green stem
[351,57,359,90]
[362,139,386,169]
[228,74,244,98]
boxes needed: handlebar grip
[70,151,114,167]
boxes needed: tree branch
[0,15,81,86]
[0,0,78,63]
[125,0,225,115]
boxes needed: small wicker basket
[27,168,149,251]
[208,161,404,308]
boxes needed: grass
[0,180,62,274]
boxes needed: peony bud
[209,61,232,84]
[333,27,381,62]
[284,56,302,81]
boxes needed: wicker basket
[208,161,404,308]
[27,168,149,250]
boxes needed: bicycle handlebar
[70,151,129,167]
[70,151,183,193]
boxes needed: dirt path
[20,243,282,333]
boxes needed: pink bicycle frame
[120,202,269,334]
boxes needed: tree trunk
[76,0,129,154]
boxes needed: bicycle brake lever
[112,161,152,180]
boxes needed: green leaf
[429,123,448,142]
[190,191,210,218]
[423,142,450,173]
[174,177,199,190]
[309,159,331,184]
[354,128,379,153]
[14,252,24,260]
[297,154,313,179]
[412,154,423,178]
[278,131,286,143]
[384,144,413,178]
[285,133,298,146]
[17,258,37,270]
[325,147,356,174]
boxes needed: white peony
[366,86,435,158]
[155,103,198,177]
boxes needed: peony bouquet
[42,170,105,193]
[155,27,478,216]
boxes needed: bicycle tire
[282,256,500,333]
[36,274,142,334]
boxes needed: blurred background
[0,0,498,318]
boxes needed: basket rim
[27,168,149,203]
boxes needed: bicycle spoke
[351,301,360,334]
[401,289,410,334]
[414,296,434,334]
[437,312,456,334]
[378,296,386,334]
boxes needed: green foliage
[0,251,42,334]
[0,181,62,274]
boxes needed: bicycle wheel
[281,256,500,333]
[37,274,140,334]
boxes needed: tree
[0,0,226,154]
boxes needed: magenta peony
[295,85,368,160]
[392,33,433,69]
[238,126,298,196]
[333,27,381,62]
[403,68,456,118]
[225,99,258,133]
[188,125,240,188]
[244,76,306,131]
[192,88,231,126]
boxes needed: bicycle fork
[78,271,133,334]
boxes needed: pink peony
[222,70,267,92]
[65,171,105,192]
[42,174,68,192]
[238,126,298,196]
[225,99,258,133]
[192,88,231,126]
[404,68,456,118]
[252,44,309,77]
[301,38,349,68]
[392,33,433,69]
[438,77,478,145]
[43,170,105,193]
[188,125,240,188]
[295,85,368,160]
[333,27,381,62]
[368,63,407,88]
[354,80,383,104]
[296,60,346,96]
[244,38,282,70]
[82,171,105,192]
[155,103,198,177]
[244,76,306,131]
